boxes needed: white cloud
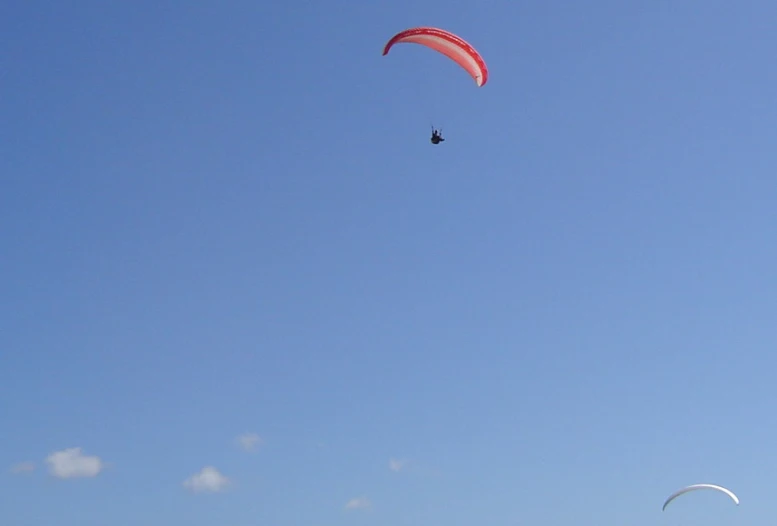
[236,432,262,452]
[9,462,35,474]
[46,448,103,479]
[389,458,407,472]
[345,497,371,510]
[183,466,231,493]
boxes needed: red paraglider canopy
[382,27,488,87]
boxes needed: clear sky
[2,1,776,525]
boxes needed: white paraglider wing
[662,483,739,511]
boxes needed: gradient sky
[2,1,777,525]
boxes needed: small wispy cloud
[345,497,371,510]
[46,448,103,479]
[9,462,35,474]
[389,458,407,472]
[236,433,262,452]
[183,466,231,493]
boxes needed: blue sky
[2,1,776,524]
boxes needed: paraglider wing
[662,484,740,511]
[382,27,488,87]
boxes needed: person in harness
[430,128,445,144]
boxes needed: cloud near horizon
[183,466,231,493]
[46,448,103,479]
[389,458,407,472]
[236,432,262,452]
[10,462,35,474]
[345,497,371,510]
